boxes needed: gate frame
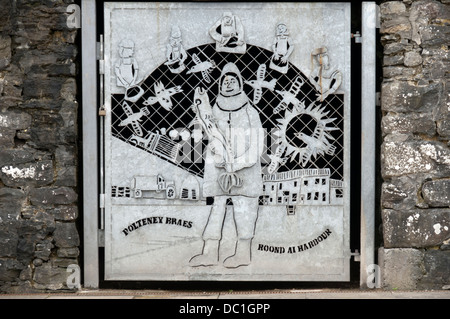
[81,0,377,288]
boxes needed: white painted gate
[103,2,351,281]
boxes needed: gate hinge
[351,249,361,262]
[96,35,104,73]
[99,193,105,209]
[352,31,362,43]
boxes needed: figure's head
[219,63,243,97]
[312,47,330,69]
[222,12,233,26]
[276,23,288,36]
[169,26,182,46]
[119,39,135,58]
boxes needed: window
[322,193,327,202]
[314,192,319,200]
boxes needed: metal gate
[102,2,352,281]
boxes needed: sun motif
[273,102,338,166]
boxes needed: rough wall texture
[0,0,79,292]
[380,0,449,289]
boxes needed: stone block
[381,80,443,113]
[380,2,407,15]
[419,250,450,289]
[422,179,450,207]
[381,175,427,210]
[0,149,34,167]
[29,187,77,206]
[51,206,78,222]
[381,112,436,136]
[0,110,32,131]
[404,51,422,67]
[382,208,450,248]
[53,222,80,248]
[379,248,423,290]
[0,227,19,257]
[0,35,11,70]
[0,160,54,187]
[0,188,26,226]
[32,263,69,290]
[381,138,450,178]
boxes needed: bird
[244,64,277,104]
[119,102,150,137]
[274,76,304,114]
[143,81,183,111]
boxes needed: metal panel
[103,2,351,281]
[360,1,377,289]
[81,0,99,288]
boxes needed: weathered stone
[23,75,65,100]
[381,138,450,178]
[34,239,54,261]
[380,2,407,15]
[0,259,24,282]
[383,54,404,66]
[0,188,26,226]
[404,51,423,67]
[33,263,69,290]
[381,112,436,136]
[422,179,450,207]
[53,222,80,248]
[0,110,32,131]
[383,42,413,55]
[382,208,450,248]
[381,175,429,210]
[29,187,77,206]
[56,247,79,258]
[0,149,34,167]
[381,81,443,113]
[418,250,450,290]
[422,47,449,79]
[54,166,76,187]
[409,0,444,45]
[0,228,19,257]
[381,16,412,39]
[0,160,54,187]
[27,111,64,150]
[0,35,12,70]
[421,25,450,47]
[379,248,423,290]
[51,206,78,222]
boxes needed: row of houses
[259,168,344,206]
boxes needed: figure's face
[221,75,240,96]
[223,16,232,26]
[122,47,134,58]
[277,24,287,34]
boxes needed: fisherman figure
[269,23,294,74]
[209,12,246,54]
[115,39,139,88]
[189,63,264,268]
[165,26,187,74]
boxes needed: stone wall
[0,0,79,292]
[379,0,449,289]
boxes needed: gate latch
[352,31,362,43]
[351,249,361,262]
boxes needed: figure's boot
[189,239,220,267]
[223,239,252,268]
